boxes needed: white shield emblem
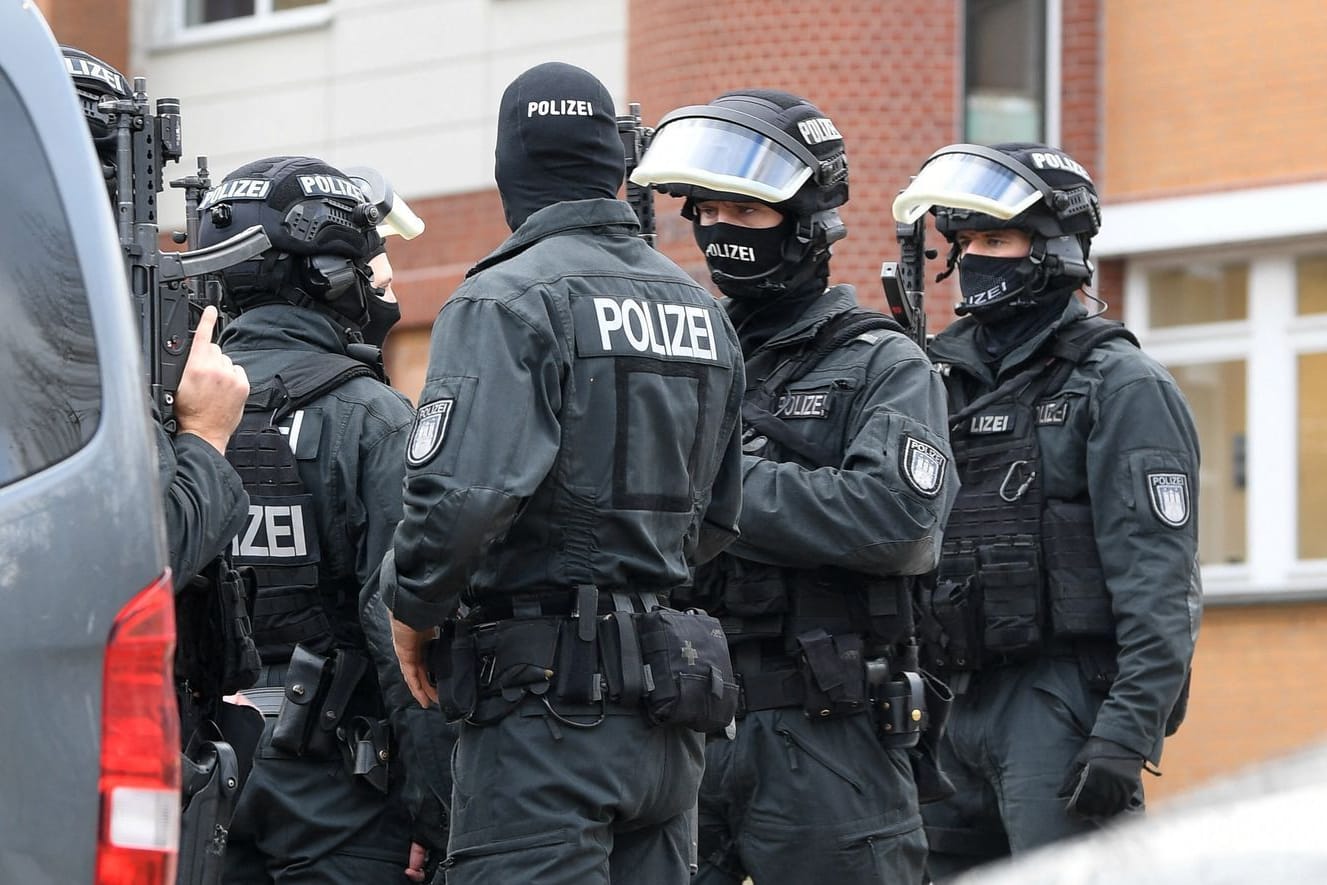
[902,436,946,498]
[406,399,454,467]
[1147,472,1190,528]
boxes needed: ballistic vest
[922,317,1138,672]
[694,307,917,655]
[225,352,378,664]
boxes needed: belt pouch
[308,648,367,758]
[637,608,738,733]
[872,670,925,749]
[555,615,601,704]
[977,542,1044,656]
[270,644,331,755]
[794,628,868,718]
[430,621,478,723]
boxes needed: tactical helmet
[60,46,131,155]
[893,142,1100,312]
[196,156,384,329]
[630,89,849,298]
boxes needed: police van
[0,4,179,882]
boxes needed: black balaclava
[974,284,1077,363]
[494,62,625,231]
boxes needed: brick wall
[1104,0,1327,200]
[42,0,131,76]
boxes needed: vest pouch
[1043,500,1114,638]
[270,644,331,755]
[637,608,739,733]
[794,628,868,719]
[720,558,789,617]
[929,553,983,670]
[977,541,1044,657]
[863,577,914,649]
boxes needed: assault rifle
[617,102,656,248]
[105,77,270,432]
[880,196,936,350]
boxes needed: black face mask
[693,221,789,285]
[360,289,401,347]
[958,253,1029,316]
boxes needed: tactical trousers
[694,708,926,885]
[443,696,704,885]
[922,656,1138,880]
[222,718,413,884]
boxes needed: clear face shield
[629,108,818,204]
[892,144,1056,226]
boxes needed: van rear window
[0,71,101,488]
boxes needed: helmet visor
[630,115,813,204]
[892,147,1048,225]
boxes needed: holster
[177,733,241,885]
[908,670,957,803]
[346,715,392,794]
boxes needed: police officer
[196,155,446,882]
[891,142,1202,876]
[630,89,959,885]
[385,63,745,885]
[61,45,251,594]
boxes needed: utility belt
[431,585,738,734]
[241,644,392,793]
[730,628,951,753]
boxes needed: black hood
[494,62,624,231]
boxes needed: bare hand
[391,614,439,709]
[174,306,248,453]
[405,841,428,882]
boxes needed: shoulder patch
[1147,472,1191,528]
[901,436,946,498]
[407,399,454,467]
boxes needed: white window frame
[1124,241,1327,602]
[961,0,1062,145]
[162,0,332,49]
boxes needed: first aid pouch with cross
[636,608,738,733]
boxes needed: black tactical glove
[1058,737,1144,819]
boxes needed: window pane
[1169,361,1246,565]
[0,71,100,487]
[1299,353,1327,558]
[1297,254,1327,315]
[274,0,326,9]
[965,0,1045,143]
[1146,262,1248,328]
[186,0,255,26]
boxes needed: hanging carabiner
[999,460,1037,502]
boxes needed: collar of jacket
[465,198,640,279]
[219,302,359,358]
[930,296,1090,381]
[726,283,859,353]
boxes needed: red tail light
[96,571,181,885]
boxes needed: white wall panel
[136,0,625,228]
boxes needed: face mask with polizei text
[693,222,788,280]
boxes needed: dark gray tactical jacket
[387,198,745,628]
[716,285,957,581]
[219,305,417,706]
[929,298,1202,762]
[157,416,247,590]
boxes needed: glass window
[1299,352,1327,559]
[1146,262,1248,328]
[184,0,324,27]
[1296,254,1327,315]
[0,71,100,488]
[964,0,1046,144]
[1170,361,1246,566]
